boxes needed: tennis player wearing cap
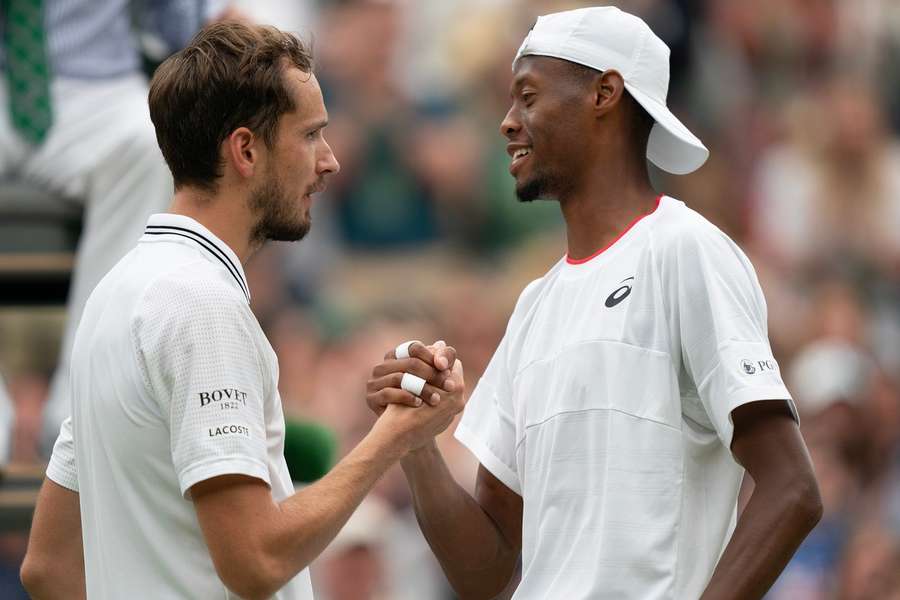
[368,7,822,599]
[20,22,463,600]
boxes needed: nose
[317,138,340,175]
[500,104,520,140]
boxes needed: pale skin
[367,56,822,599]
[21,66,465,600]
[19,480,85,600]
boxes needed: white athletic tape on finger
[401,372,426,397]
[395,340,418,360]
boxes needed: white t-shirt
[456,195,796,599]
[47,213,314,600]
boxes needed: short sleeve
[137,280,270,498]
[663,226,797,449]
[455,331,521,495]
[455,280,543,497]
[47,417,78,492]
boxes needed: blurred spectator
[0,0,241,455]
[751,75,900,272]
[313,496,395,600]
[3,1,900,598]
[837,523,900,600]
[314,0,439,249]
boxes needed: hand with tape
[366,340,459,413]
[366,340,466,452]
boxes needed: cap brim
[625,83,709,175]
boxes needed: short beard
[249,175,311,244]
[515,169,565,203]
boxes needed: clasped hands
[366,340,466,452]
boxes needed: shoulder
[651,197,729,248]
[133,261,252,338]
[508,264,559,328]
[650,196,751,268]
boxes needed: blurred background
[1,0,900,598]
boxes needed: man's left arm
[700,399,822,600]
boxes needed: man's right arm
[191,362,466,600]
[401,444,522,599]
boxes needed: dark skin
[369,56,822,599]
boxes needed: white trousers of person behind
[0,74,173,457]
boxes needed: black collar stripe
[144,227,250,302]
[144,225,247,294]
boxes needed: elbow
[789,473,823,532]
[20,554,54,599]
[215,551,288,600]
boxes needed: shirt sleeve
[137,279,270,498]
[46,417,78,492]
[455,281,543,496]
[663,226,797,450]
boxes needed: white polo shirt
[456,195,797,599]
[46,214,314,600]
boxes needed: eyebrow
[302,118,329,133]
[509,74,536,98]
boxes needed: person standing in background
[0,0,242,456]
[1,1,239,596]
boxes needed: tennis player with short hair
[368,8,822,599]
[21,22,462,600]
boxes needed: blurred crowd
[2,0,900,598]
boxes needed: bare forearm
[21,480,85,600]
[701,478,822,599]
[401,442,518,599]
[264,428,405,587]
[20,560,85,600]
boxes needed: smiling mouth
[510,147,532,174]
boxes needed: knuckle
[411,360,434,379]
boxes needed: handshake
[365,340,467,455]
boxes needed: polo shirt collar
[142,213,251,304]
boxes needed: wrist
[400,439,440,470]
[366,416,414,462]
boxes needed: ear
[592,69,626,117]
[224,127,261,180]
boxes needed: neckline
[142,213,251,303]
[565,194,663,265]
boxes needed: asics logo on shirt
[605,277,634,308]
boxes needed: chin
[252,216,311,243]
[515,177,548,203]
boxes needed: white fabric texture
[0,75,174,454]
[456,195,795,599]
[45,416,77,491]
[0,373,12,466]
[48,214,312,599]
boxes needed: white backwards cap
[515,6,709,175]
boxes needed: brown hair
[148,22,314,191]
